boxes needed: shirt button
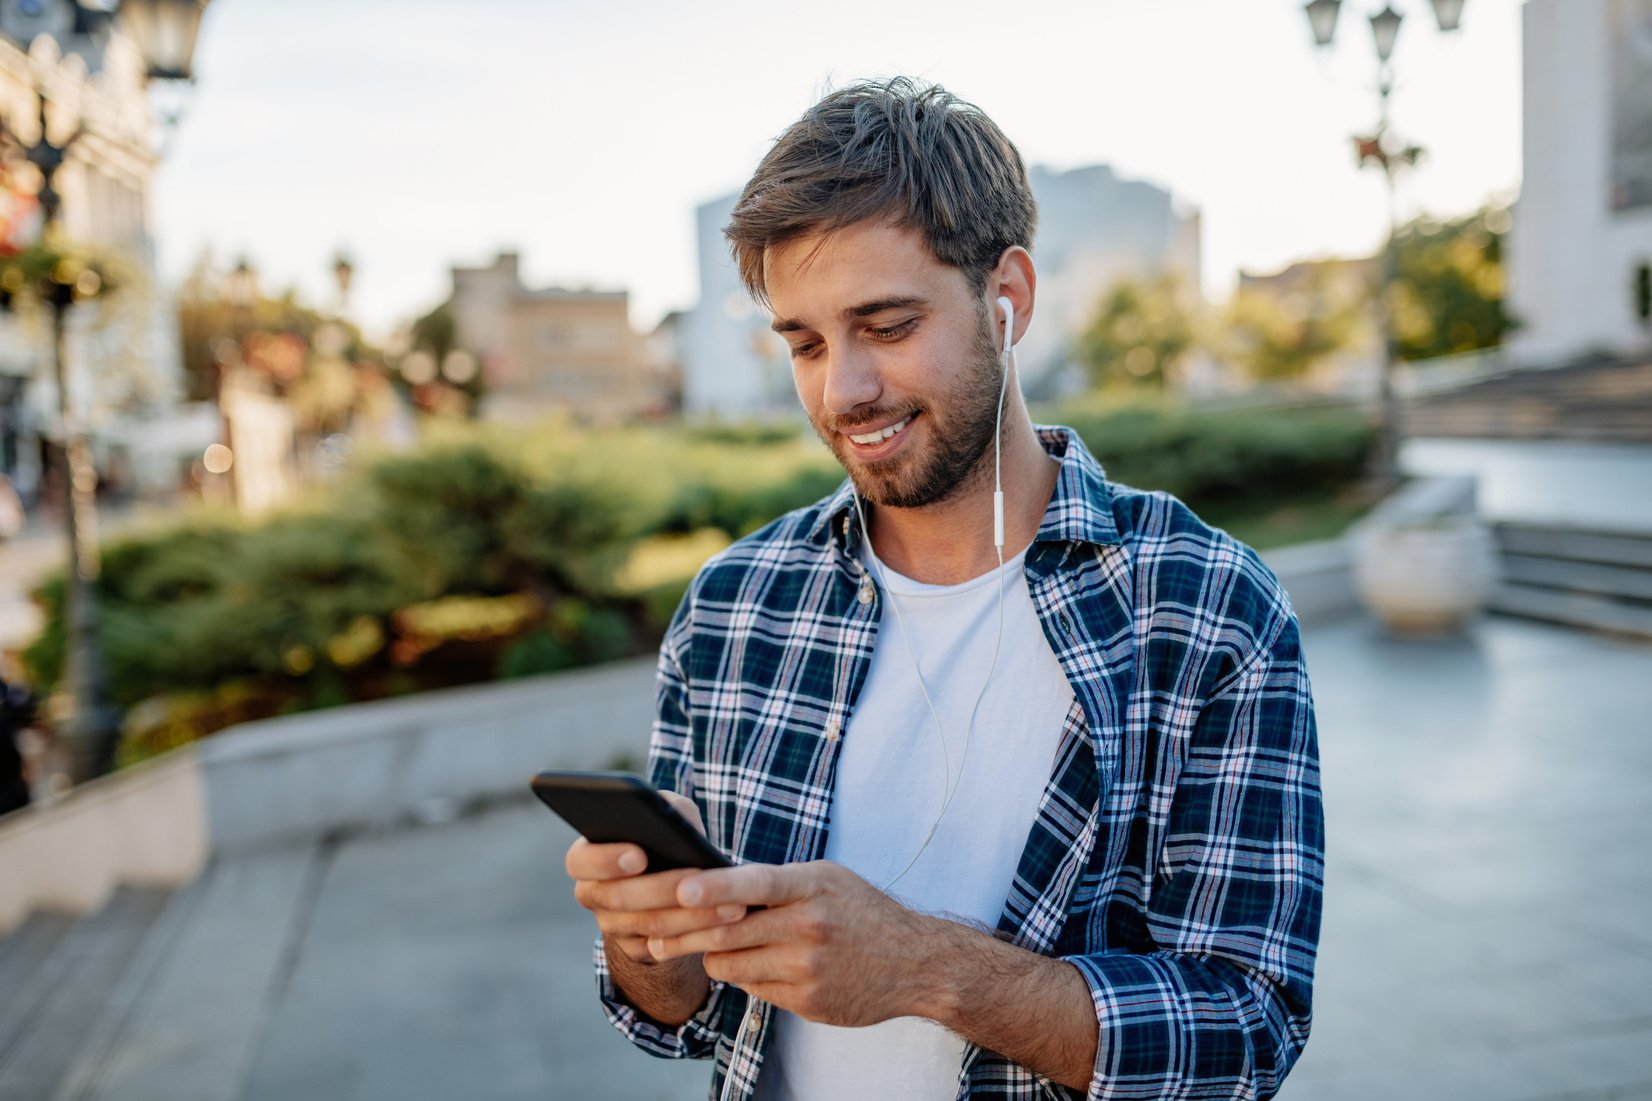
[858,577,874,605]
[746,1010,763,1032]
[824,720,841,741]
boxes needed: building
[676,164,1202,418]
[1508,0,1652,362]
[1,6,176,504]
[445,252,664,422]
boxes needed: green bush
[23,406,1372,764]
[1047,402,1374,511]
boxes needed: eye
[788,340,821,361]
[869,318,918,342]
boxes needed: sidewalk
[6,614,1648,1100]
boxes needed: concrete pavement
[6,613,1649,1100]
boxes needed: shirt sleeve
[1062,610,1324,1100]
[593,603,731,1060]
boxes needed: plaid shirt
[596,426,1323,1101]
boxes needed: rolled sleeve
[593,936,729,1059]
[1064,613,1323,1100]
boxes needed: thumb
[659,790,706,835]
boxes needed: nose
[819,343,881,417]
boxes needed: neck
[864,411,1059,586]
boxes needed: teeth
[849,416,911,445]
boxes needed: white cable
[855,295,1016,893]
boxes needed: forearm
[605,937,711,1028]
[917,916,1098,1092]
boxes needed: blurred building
[445,252,666,422]
[1018,165,1202,398]
[677,165,1202,418]
[0,5,182,504]
[1509,0,1652,362]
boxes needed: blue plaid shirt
[597,426,1323,1101]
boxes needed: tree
[1221,263,1368,382]
[1075,273,1197,391]
[1388,204,1517,361]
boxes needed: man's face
[764,222,1003,510]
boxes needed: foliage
[1048,399,1376,511]
[1075,274,1198,391]
[0,235,132,309]
[1389,204,1517,361]
[23,407,1373,763]
[1221,264,1369,382]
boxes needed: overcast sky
[150,0,1524,339]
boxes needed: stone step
[0,888,171,1101]
[1495,525,1652,570]
[1500,554,1652,603]
[1490,583,1652,640]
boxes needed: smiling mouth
[845,415,913,446]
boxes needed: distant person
[0,474,22,543]
[566,78,1323,1099]
[0,671,35,815]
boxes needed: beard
[811,302,1004,510]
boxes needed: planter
[1352,514,1499,633]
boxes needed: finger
[658,790,706,834]
[701,945,802,988]
[565,838,648,881]
[677,862,816,909]
[582,866,713,914]
[598,903,748,944]
[647,906,779,961]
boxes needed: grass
[1203,486,1380,551]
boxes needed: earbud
[992,297,1013,549]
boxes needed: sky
[150,0,1525,341]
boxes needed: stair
[1404,355,1652,444]
[1489,522,1652,640]
[0,887,173,1101]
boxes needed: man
[567,78,1323,1100]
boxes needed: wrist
[902,914,974,1025]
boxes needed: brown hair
[724,77,1037,304]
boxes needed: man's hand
[645,861,941,1028]
[564,791,745,1026]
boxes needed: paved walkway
[8,614,1649,1100]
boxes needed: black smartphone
[531,770,733,872]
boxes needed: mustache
[822,406,923,436]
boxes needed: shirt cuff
[593,935,727,1059]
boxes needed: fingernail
[679,880,702,905]
[647,937,665,959]
[618,850,645,874]
[717,904,744,921]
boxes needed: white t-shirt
[752,546,1075,1101]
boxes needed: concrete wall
[0,748,208,932]
[0,658,657,934]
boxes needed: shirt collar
[806,424,1122,553]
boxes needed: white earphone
[848,293,1018,892]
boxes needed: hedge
[24,405,1372,764]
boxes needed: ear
[987,246,1036,346]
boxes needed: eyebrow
[770,296,928,334]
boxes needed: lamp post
[0,0,209,782]
[1305,0,1463,482]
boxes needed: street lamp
[0,1,211,782]
[1303,0,1465,482]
